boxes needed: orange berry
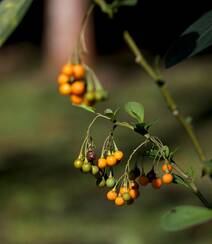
[115,196,125,206]
[162,163,172,172]
[129,189,139,199]
[106,190,117,201]
[162,173,173,184]
[152,178,162,189]
[70,95,83,105]
[57,74,69,85]
[71,81,86,95]
[98,158,107,169]
[62,64,74,76]
[114,150,124,161]
[58,83,72,95]
[106,155,117,166]
[119,186,128,194]
[139,175,149,186]
[73,64,85,79]
[129,181,139,190]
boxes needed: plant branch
[171,161,211,208]
[123,31,206,163]
[88,111,210,208]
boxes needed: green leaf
[161,205,212,231]
[125,102,144,123]
[0,0,33,47]
[165,9,212,68]
[104,108,113,117]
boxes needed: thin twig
[123,31,206,163]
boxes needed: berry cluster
[57,63,107,106]
[72,115,175,207]
[139,162,173,189]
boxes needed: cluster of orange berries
[97,150,124,169]
[139,163,173,189]
[57,63,107,106]
[73,126,175,207]
[107,180,139,206]
[105,163,173,207]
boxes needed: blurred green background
[0,0,212,243]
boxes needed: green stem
[93,0,113,18]
[171,162,211,208]
[123,31,206,163]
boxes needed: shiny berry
[86,150,96,162]
[106,177,116,188]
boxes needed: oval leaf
[125,102,144,123]
[165,9,212,68]
[161,205,212,231]
[104,108,114,117]
[0,0,33,47]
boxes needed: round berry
[70,95,83,105]
[122,192,131,201]
[71,81,86,95]
[73,159,83,169]
[73,64,85,79]
[162,173,173,184]
[62,64,74,76]
[162,163,172,172]
[114,150,124,161]
[86,149,96,162]
[129,189,139,199]
[98,158,107,169]
[119,186,128,195]
[107,190,117,201]
[106,177,116,188]
[85,91,96,102]
[106,155,117,166]
[57,74,69,85]
[147,169,156,182]
[139,175,149,186]
[115,196,125,206]
[82,162,91,173]
[58,83,72,95]
[152,178,162,189]
[91,165,99,175]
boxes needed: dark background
[6,0,212,55]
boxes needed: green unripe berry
[91,165,99,175]
[82,162,91,173]
[85,91,95,102]
[95,90,108,101]
[74,159,83,169]
[122,192,131,201]
[106,177,116,188]
[96,177,106,187]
